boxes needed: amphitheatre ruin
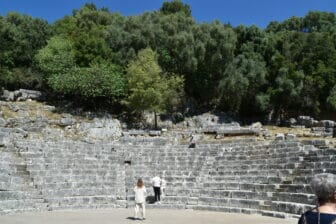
[0,89,336,223]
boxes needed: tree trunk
[154,111,158,130]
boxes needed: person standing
[298,173,336,224]
[134,179,146,220]
[151,176,161,204]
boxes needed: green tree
[327,85,336,110]
[266,11,336,33]
[160,0,191,17]
[53,4,115,67]
[35,36,126,101]
[34,36,76,77]
[125,48,184,128]
[0,12,51,88]
[47,63,125,99]
[192,21,237,105]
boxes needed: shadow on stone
[146,195,156,204]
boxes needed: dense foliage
[1,0,336,122]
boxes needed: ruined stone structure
[0,93,335,219]
[1,132,335,218]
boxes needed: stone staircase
[0,140,47,214]
[0,137,335,218]
[14,140,126,210]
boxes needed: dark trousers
[153,187,161,202]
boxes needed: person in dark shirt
[298,173,336,224]
[188,135,196,148]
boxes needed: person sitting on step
[188,135,196,148]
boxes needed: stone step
[39,187,120,197]
[0,190,43,200]
[203,176,287,185]
[271,192,315,204]
[46,195,119,210]
[0,198,47,211]
[188,205,261,215]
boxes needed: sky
[0,0,335,28]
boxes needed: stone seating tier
[1,138,335,218]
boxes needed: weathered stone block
[275,133,285,140]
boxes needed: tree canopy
[125,48,184,114]
[1,2,336,122]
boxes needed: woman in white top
[134,179,146,220]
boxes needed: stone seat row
[26,162,120,170]
[215,159,304,168]
[128,165,204,172]
[22,154,120,163]
[208,169,331,181]
[45,195,123,210]
[198,190,314,205]
[21,152,215,163]
[202,178,294,187]
[200,182,312,193]
[127,151,212,158]
[163,181,310,194]
[131,158,207,164]
[213,167,293,175]
[205,175,289,184]
[142,194,310,216]
[292,168,336,176]
[125,174,202,184]
[298,161,336,169]
[32,176,119,186]
[196,189,314,202]
[303,155,336,163]
[218,144,301,153]
[16,140,269,153]
[218,147,307,157]
[19,145,312,163]
[0,198,47,214]
[0,174,30,186]
[40,187,119,198]
[214,153,302,162]
[161,174,302,185]
[25,165,201,177]
[142,194,313,217]
[4,179,34,189]
[215,146,305,158]
[0,190,42,200]
[29,168,119,176]
[214,162,302,171]
[208,168,294,176]
[0,163,28,174]
[24,154,119,162]
[187,204,297,218]
[218,142,300,152]
[145,203,284,219]
[130,162,204,167]
[20,148,120,157]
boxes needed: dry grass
[0,106,17,118]
[3,101,62,120]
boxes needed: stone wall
[0,136,335,218]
